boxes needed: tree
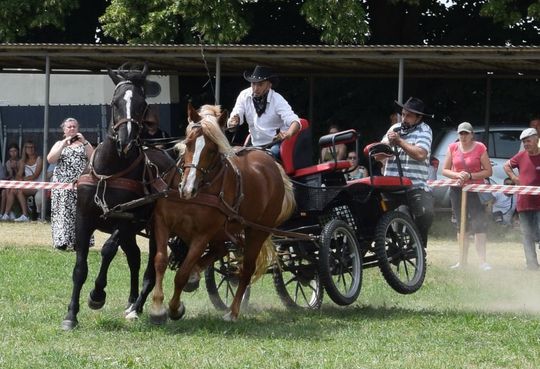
[0,0,80,42]
[1,0,540,45]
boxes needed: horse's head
[107,63,149,156]
[178,103,230,199]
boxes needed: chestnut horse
[149,104,296,323]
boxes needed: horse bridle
[181,123,222,185]
[109,81,149,151]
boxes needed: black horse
[61,64,177,330]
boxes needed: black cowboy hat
[394,97,434,118]
[243,65,279,84]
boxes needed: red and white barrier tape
[0,180,75,190]
[428,179,540,195]
[1,178,539,195]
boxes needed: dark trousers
[406,188,434,248]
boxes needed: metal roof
[1,43,540,78]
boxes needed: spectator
[1,143,21,220]
[529,115,540,148]
[491,177,516,226]
[346,151,368,180]
[34,163,56,221]
[442,122,493,271]
[2,140,43,222]
[389,112,399,125]
[47,117,94,250]
[320,124,348,162]
[227,65,300,159]
[140,106,171,148]
[503,127,540,270]
[381,97,434,248]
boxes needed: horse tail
[275,163,296,226]
[252,236,276,283]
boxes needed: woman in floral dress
[47,117,94,250]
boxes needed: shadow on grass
[90,303,491,340]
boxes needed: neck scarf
[252,92,268,117]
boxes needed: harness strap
[169,191,314,241]
[78,174,145,196]
[89,150,145,181]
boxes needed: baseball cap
[520,127,538,140]
[457,122,473,133]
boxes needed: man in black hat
[228,65,301,158]
[382,97,434,248]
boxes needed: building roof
[1,43,540,78]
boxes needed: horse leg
[62,224,94,331]
[88,230,120,310]
[224,231,268,322]
[184,241,227,292]
[168,237,210,320]
[149,217,170,325]
[118,232,141,314]
[127,227,157,320]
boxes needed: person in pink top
[442,122,493,271]
[504,127,540,270]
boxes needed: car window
[474,131,521,159]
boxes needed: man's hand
[228,114,240,128]
[387,131,401,146]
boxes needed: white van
[431,125,527,208]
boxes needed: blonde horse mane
[175,104,234,157]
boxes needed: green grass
[0,222,539,369]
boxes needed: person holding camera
[47,117,94,250]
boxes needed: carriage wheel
[374,211,426,294]
[318,219,363,306]
[272,241,323,310]
[204,252,250,311]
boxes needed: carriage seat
[358,142,412,190]
[290,129,357,179]
[349,176,413,191]
[279,118,313,175]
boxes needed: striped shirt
[383,122,432,191]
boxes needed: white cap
[520,128,538,140]
[457,122,473,133]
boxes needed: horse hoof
[223,311,238,322]
[168,302,186,321]
[125,310,139,321]
[183,278,200,293]
[61,319,78,331]
[149,307,168,325]
[88,291,106,310]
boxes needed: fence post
[459,189,468,264]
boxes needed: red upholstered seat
[349,176,412,190]
[293,161,351,178]
[279,118,313,175]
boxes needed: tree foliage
[0,0,79,41]
[1,0,540,45]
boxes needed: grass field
[0,220,539,369]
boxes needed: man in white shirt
[228,65,300,158]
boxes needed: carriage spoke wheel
[273,241,323,310]
[318,219,362,306]
[204,251,250,311]
[374,211,426,294]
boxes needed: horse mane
[177,105,234,157]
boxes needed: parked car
[431,124,527,208]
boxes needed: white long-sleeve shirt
[229,88,299,146]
